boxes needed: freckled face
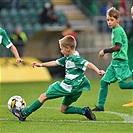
[106,15,119,29]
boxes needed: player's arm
[98,42,121,59]
[2,29,23,63]
[10,45,24,63]
[31,61,58,68]
[87,62,105,76]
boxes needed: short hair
[107,7,120,19]
[59,35,76,50]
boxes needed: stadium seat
[33,23,42,32]
[23,23,33,37]
[21,17,29,25]
[10,9,18,17]
[5,23,14,35]
[26,2,34,9]
[0,9,9,25]
[2,17,11,25]
[28,8,39,24]
[0,0,66,37]
[28,8,36,16]
[0,9,9,17]
[55,10,67,25]
[12,17,21,25]
[19,9,28,17]
[35,2,44,10]
[42,23,51,28]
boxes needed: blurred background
[0,0,133,79]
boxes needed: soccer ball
[7,95,26,111]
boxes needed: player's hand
[99,70,105,76]
[98,50,104,59]
[31,62,40,68]
[16,58,24,63]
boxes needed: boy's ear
[67,46,72,52]
[117,17,120,23]
[66,46,70,49]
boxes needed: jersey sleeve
[0,29,13,48]
[56,56,66,66]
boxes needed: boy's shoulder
[0,27,6,34]
[113,26,125,34]
[71,53,86,63]
[71,51,81,58]
[114,26,124,31]
[0,27,4,31]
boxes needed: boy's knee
[60,105,68,113]
[38,93,47,103]
[100,80,108,87]
[60,108,65,113]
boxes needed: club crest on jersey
[66,61,75,68]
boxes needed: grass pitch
[0,78,133,133]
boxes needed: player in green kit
[92,7,133,111]
[0,27,23,63]
[130,6,133,82]
[122,6,133,107]
[12,35,105,121]
[129,6,133,81]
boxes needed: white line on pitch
[0,118,132,124]
[1,105,133,123]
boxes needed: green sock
[22,100,42,117]
[64,106,85,115]
[98,80,108,109]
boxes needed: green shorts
[102,59,132,83]
[46,78,90,106]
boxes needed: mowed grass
[0,78,133,133]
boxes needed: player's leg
[21,93,47,117]
[62,104,96,120]
[98,80,109,109]
[12,81,61,121]
[61,91,83,114]
[62,105,85,115]
[118,81,133,89]
[92,65,116,111]
[92,80,108,111]
[12,93,47,121]
[61,92,96,120]
[118,68,133,89]
[121,70,133,106]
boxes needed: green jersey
[112,26,128,60]
[0,27,13,48]
[56,51,90,92]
